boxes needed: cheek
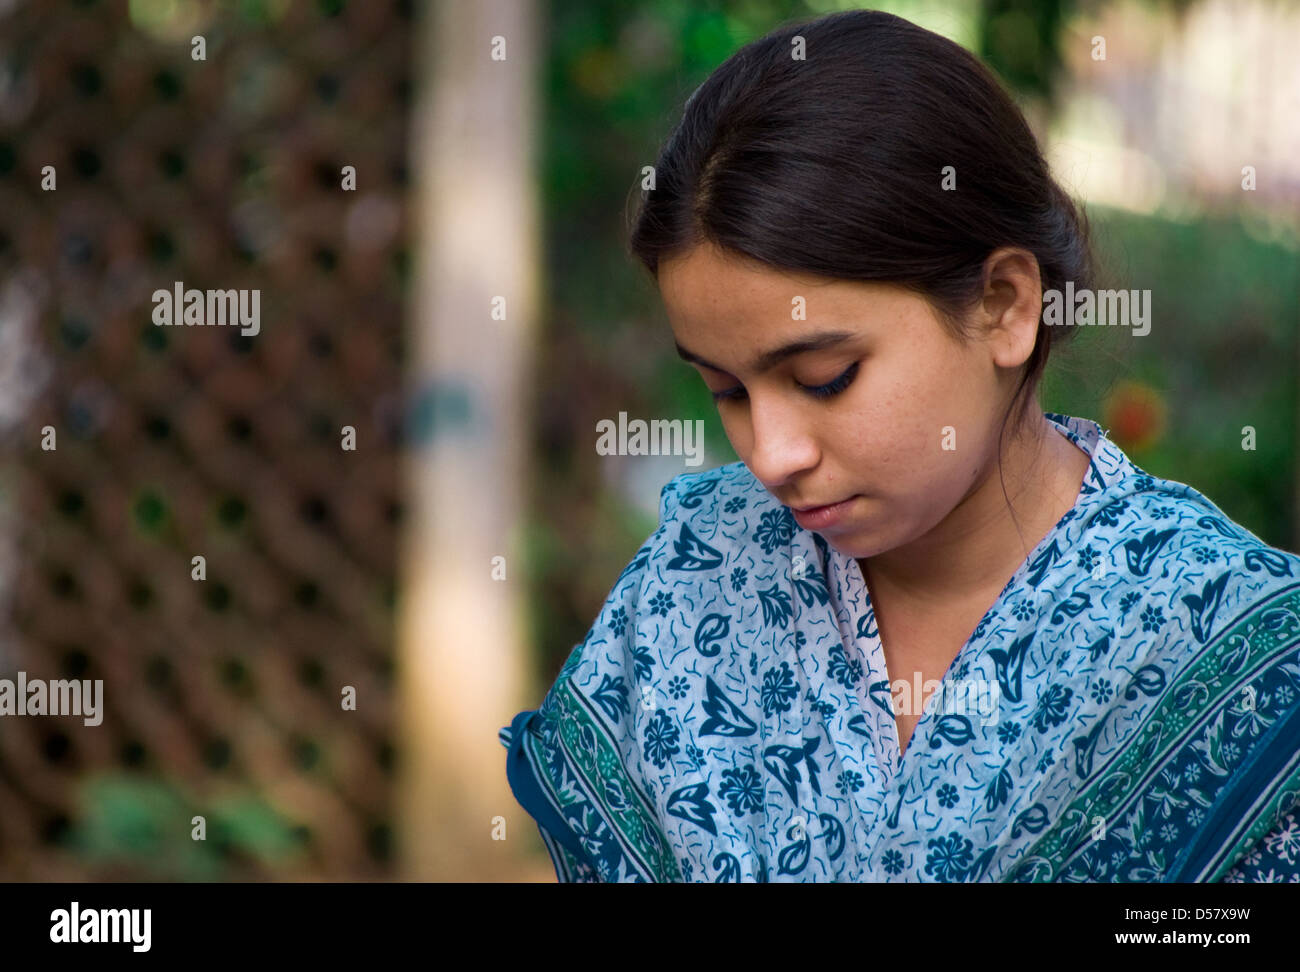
[843,391,984,498]
[869,343,989,448]
[717,412,751,455]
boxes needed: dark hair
[628,8,1095,464]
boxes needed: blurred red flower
[1103,380,1166,452]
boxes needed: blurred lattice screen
[0,0,412,879]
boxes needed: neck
[858,413,1087,609]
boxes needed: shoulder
[1065,468,1300,652]
[655,460,803,564]
[657,460,776,522]
[535,461,791,722]
[1098,469,1300,584]
[617,459,805,631]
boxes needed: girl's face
[657,241,1035,561]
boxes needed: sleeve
[1218,802,1300,883]
[498,475,689,882]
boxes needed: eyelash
[711,361,860,403]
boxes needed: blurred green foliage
[67,775,306,880]
[1044,207,1298,543]
[978,0,1072,103]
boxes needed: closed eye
[711,361,860,403]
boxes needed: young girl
[500,9,1300,882]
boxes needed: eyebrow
[674,330,858,376]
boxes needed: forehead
[658,243,910,336]
[658,243,821,316]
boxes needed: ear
[977,247,1043,369]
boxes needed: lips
[789,494,860,531]
[792,498,853,513]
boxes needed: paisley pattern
[500,412,1300,882]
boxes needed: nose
[744,395,819,491]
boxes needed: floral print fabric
[500,412,1300,882]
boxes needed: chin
[818,530,886,561]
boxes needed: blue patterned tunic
[500,412,1300,881]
